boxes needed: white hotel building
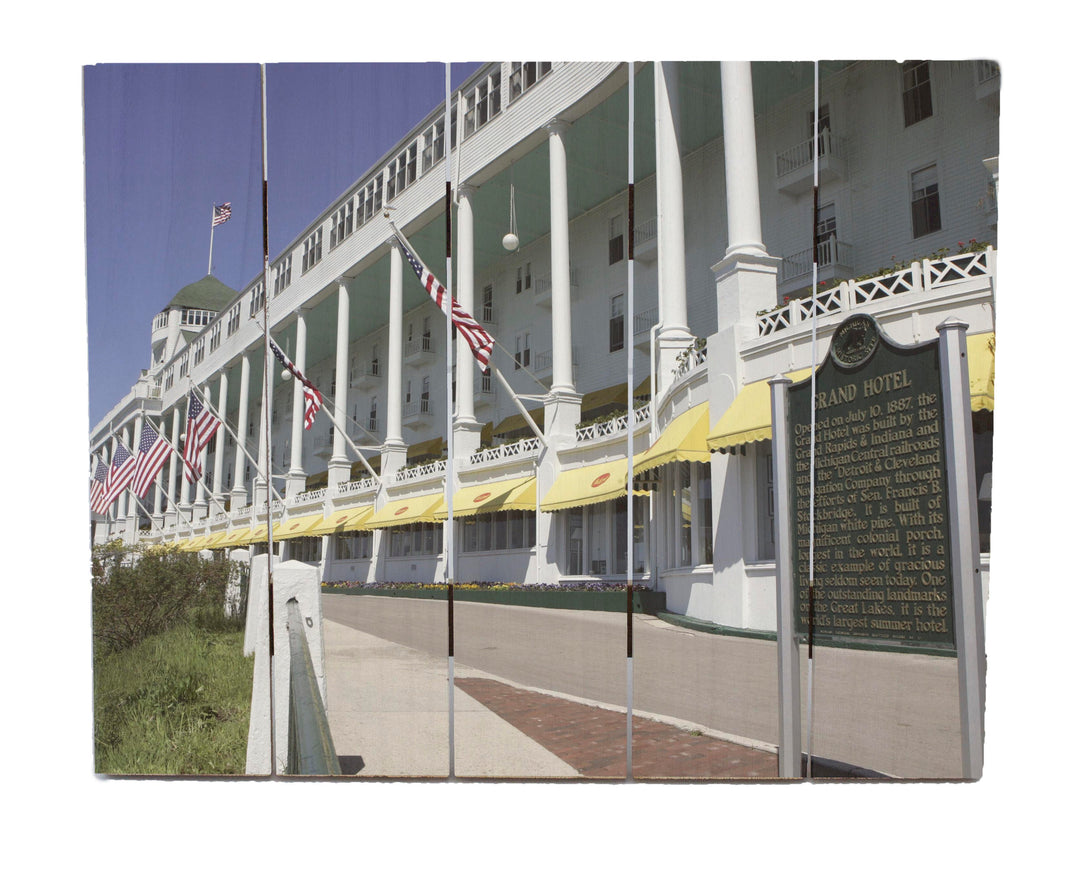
[88,61,999,631]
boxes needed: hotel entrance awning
[365,493,446,529]
[632,402,710,473]
[308,506,375,536]
[438,477,536,519]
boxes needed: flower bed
[322,580,666,614]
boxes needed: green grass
[94,623,254,776]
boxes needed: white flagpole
[625,60,636,781]
[208,203,215,275]
[259,62,278,777]
[807,60,821,780]
[444,62,456,780]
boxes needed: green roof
[166,275,237,312]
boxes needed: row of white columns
[94,61,768,538]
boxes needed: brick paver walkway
[455,677,778,779]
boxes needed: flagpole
[625,59,635,782]
[208,203,215,276]
[115,431,198,537]
[444,61,456,781]
[806,60,821,780]
[259,62,278,778]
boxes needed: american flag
[183,391,221,483]
[101,443,137,510]
[132,421,172,499]
[90,459,109,515]
[213,202,232,226]
[394,230,494,372]
[269,336,323,430]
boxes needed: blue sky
[84,62,480,427]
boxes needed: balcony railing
[634,306,658,338]
[403,399,432,421]
[575,405,651,443]
[335,476,379,497]
[290,488,327,506]
[776,129,845,177]
[780,237,854,284]
[405,336,435,360]
[393,458,446,483]
[757,247,995,337]
[467,436,541,466]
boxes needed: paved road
[323,594,964,777]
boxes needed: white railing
[757,248,994,337]
[634,217,657,247]
[634,306,658,337]
[291,488,327,505]
[468,436,541,465]
[335,477,379,497]
[535,267,580,295]
[393,458,447,483]
[233,504,252,517]
[575,405,651,443]
[405,336,434,358]
[780,237,853,283]
[403,399,432,420]
[673,339,708,379]
[776,130,845,177]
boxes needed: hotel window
[563,500,648,576]
[697,463,713,566]
[422,316,432,350]
[514,332,531,369]
[370,342,381,376]
[461,511,536,553]
[464,92,477,138]
[302,228,323,273]
[248,281,265,318]
[361,177,383,223]
[815,202,837,263]
[609,293,624,352]
[516,262,531,294]
[756,443,775,561]
[164,368,174,391]
[274,255,292,295]
[369,396,378,431]
[387,522,443,557]
[406,142,417,186]
[902,61,932,126]
[608,214,624,265]
[422,119,446,172]
[421,376,430,413]
[178,355,189,379]
[910,164,941,239]
[676,462,692,567]
[209,322,221,353]
[482,284,494,322]
[331,200,354,248]
[509,62,553,102]
[226,302,241,336]
[192,339,205,367]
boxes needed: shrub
[92,543,241,657]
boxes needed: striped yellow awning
[218,527,252,547]
[706,331,996,452]
[706,369,812,453]
[183,534,212,551]
[204,531,232,548]
[541,459,647,512]
[272,514,325,541]
[437,477,536,520]
[170,538,192,551]
[247,523,269,543]
[968,332,995,412]
[366,492,446,529]
[308,506,375,536]
[633,402,710,474]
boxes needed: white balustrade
[467,436,541,465]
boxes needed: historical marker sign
[787,315,955,648]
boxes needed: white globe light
[502,232,519,251]
[281,368,292,381]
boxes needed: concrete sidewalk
[323,619,780,779]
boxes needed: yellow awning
[272,514,325,541]
[247,523,269,543]
[407,437,445,461]
[493,408,545,436]
[366,493,446,529]
[706,369,812,453]
[580,383,628,416]
[707,332,997,452]
[308,506,374,536]
[183,535,212,551]
[968,332,995,412]
[437,477,536,519]
[541,459,646,512]
[204,531,232,548]
[170,538,192,551]
[633,403,710,474]
[218,527,252,547]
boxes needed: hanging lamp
[502,165,519,251]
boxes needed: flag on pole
[101,443,137,509]
[269,336,323,429]
[132,421,172,499]
[183,391,221,483]
[394,228,494,372]
[212,202,232,226]
[90,459,109,515]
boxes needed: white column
[329,277,351,486]
[654,62,694,395]
[213,371,228,502]
[152,417,165,519]
[287,308,309,497]
[254,370,269,510]
[232,351,251,507]
[655,61,690,336]
[454,185,484,461]
[720,61,767,259]
[118,422,132,522]
[546,120,574,396]
[124,417,140,543]
[383,240,406,474]
[167,405,180,526]
[193,383,211,519]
